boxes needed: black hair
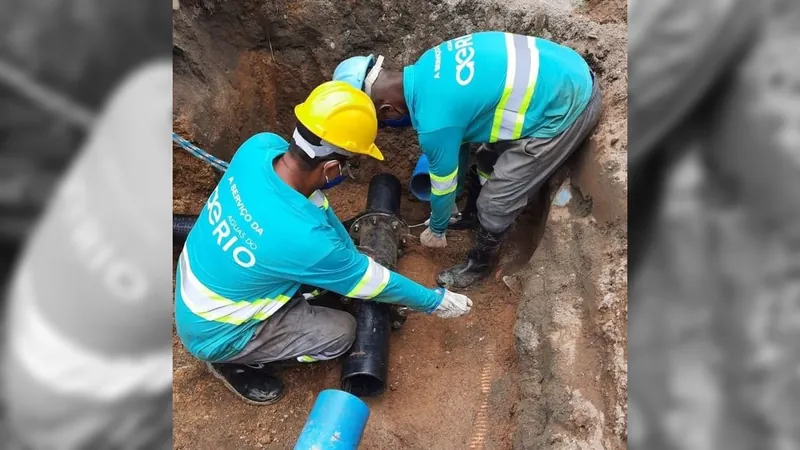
[287,121,348,171]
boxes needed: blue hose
[294,389,370,450]
[172,132,229,172]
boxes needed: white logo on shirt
[454,34,475,86]
[433,45,442,79]
[206,185,256,269]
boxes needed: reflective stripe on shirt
[7,267,172,401]
[477,168,492,186]
[346,256,390,299]
[430,167,459,196]
[309,190,329,209]
[490,34,540,143]
[178,249,291,325]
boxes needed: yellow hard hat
[294,81,384,161]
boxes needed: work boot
[206,362,284,405]
[437,225,504,289]
[449,165,482,231]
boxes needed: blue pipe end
[294,389,370,450]
[409,154,431,202]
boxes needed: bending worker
[174,81,472,405]
[333,31,603,289]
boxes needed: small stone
[598,293,615,311]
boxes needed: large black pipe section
[341,173,408,397]
[173,214,198,246]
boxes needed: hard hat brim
[366,143,384,161]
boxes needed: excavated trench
[173,0,627,449]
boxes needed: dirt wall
[173,0,626,218]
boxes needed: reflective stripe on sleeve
[430,167,459,196]
[345,256,391,299]
[489,34,540,143]
[178,250,290,325]
[297,355,318,363]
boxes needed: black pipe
[365,172,401,215]
[173,214,197,246]
[341,173,403,397]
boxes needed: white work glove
[432,289,473,318]
[420,227,447,248]
[423,203,461,227]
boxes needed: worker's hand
[432,289,472,319]
[420,227,447,248]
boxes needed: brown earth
[172,0,628,448]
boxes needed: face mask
[321,162,348,190]
[322,174,347,190]
[380,114,412,129]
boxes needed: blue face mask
[379,114,412,129]
[322,174,347,190]
[321,162,347,190]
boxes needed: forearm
[429,191,457,234]
[421,129,464,234]
[373,272,444,313]
[309,250,442,312]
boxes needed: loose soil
[173,0,628,448]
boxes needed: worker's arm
[300,240,444,313]
[419,127,465,234]
[326,207,358,252]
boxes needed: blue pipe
[295,390,370,449]
[409,154,431,202]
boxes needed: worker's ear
[378,104,402,120]
[322,160,341,179]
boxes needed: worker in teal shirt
[333,31,603,289]
[175,81,472,405]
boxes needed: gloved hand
[432,289,473,318]
[420,227,447,248]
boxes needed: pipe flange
[348,212,409,242]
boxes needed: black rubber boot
[436,225,504,289]
[449,164,482,231]
[206,362,284,405]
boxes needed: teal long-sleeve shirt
[403,31,594,233]
[175,133,444,362]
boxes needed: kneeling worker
[174,81,472,405]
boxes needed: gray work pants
[475,77,603,234]
[220,295,356,365]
